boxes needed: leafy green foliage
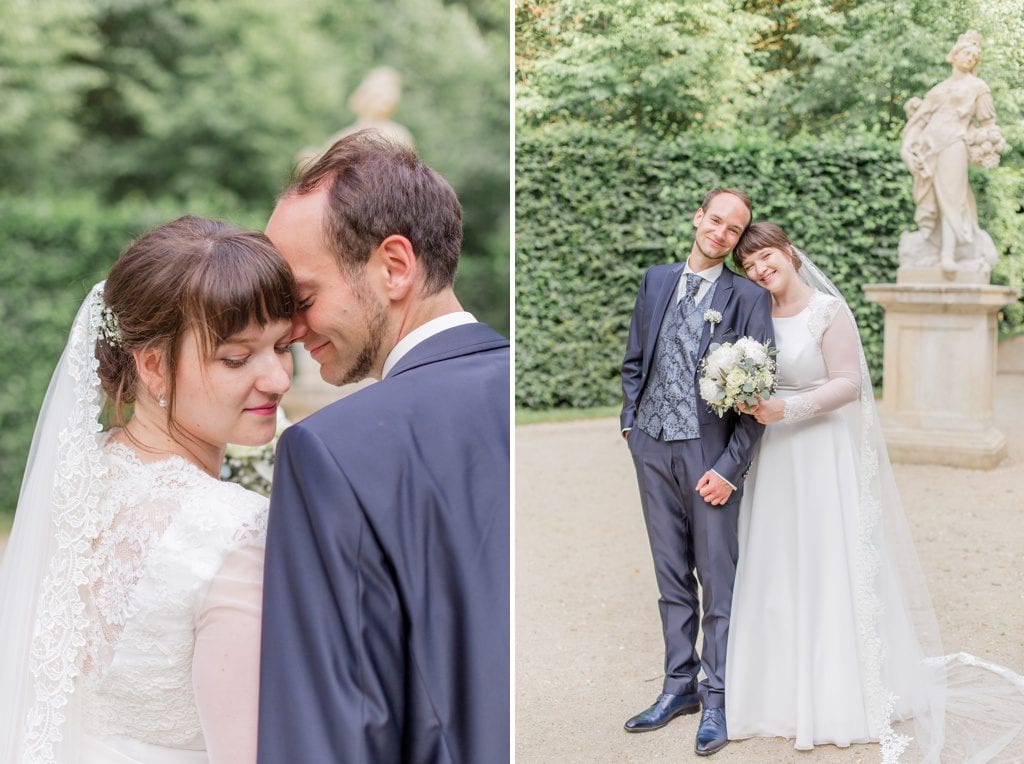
[0,0,508,331]
[516,0,770,134]
[518,0,1023,141]
[515,125,1024,409]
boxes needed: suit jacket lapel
[643,264,684,378]
[697,267,735,360]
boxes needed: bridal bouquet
[698,337,778,417]
[221,407,291,496]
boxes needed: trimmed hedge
[515,125,1023,409]
[0,195,266,516]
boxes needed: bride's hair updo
[732,221,802,273]
[96,215,297,427]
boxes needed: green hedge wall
[515,125,1024,409]
[0,195,266,516]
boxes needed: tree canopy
[517,0,1023,143]
[0,0,509,329]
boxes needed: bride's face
[171,319,293,448]
[741,245,798,293]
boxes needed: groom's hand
[696,471,733,506]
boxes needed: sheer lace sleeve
[192,538,265,764]
[783,301,862,424]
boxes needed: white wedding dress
[725,282,1024,761]
[0,284,267,763]
[726,291,920,750]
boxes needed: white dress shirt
[677,262,724,306]
[381,312,477,379]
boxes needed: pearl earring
[158,394,167,408]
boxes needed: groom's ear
[373,234,418,301]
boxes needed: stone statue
[340,66,415,149]
[899,30,1008,276]
[296,66,414,171]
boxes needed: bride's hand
[750,397,785,425]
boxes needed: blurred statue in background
[296,66,414,171]
[899,30,1008,276]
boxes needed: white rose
[725,367,747,390]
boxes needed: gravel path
[516,373,1024,762]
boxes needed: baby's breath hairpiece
[97,303,123,348]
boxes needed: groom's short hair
[700,188,753,228]
[283,129,462,294]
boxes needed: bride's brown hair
[96,215,296,431]
[732,221,801,274]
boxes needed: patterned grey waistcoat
[635,276,717,441]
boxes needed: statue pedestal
[863,276,1018,469]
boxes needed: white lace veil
[0,283,108,762]
[793,248,1024,762]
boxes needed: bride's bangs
[185,233,297,356]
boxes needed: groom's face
[691,193,750,263]
[266,189,391,385]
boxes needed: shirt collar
[381,312,477,378]
[682,262,725,283]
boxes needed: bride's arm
[192,539,265,764]
[781,305,861,422]
[755,304,861,424]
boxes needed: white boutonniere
[704,309,723,336]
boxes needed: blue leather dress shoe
[623,692,700,732]
[694,707,728,756]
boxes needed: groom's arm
[709,288,774,485]
[621,270,650,432]
[258,425,406,763]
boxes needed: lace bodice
[772,291,861,424]
[74,442,268,751]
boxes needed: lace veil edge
[0,283,108,763]
[792,249,1024,762]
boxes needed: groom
[620,188,772,756]
[257,131,510,762]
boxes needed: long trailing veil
[0,283,108,762]
[793,248,1024,762]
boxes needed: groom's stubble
[335,287,390,385]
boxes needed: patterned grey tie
[682,273,703,313]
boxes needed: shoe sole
[622,702,701,733]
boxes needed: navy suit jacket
[620,264,774,486]
[257,322,510,764]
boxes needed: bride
[0,216,296,763]
[725,221,1024,761]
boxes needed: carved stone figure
[296,66,414,171]
[899,30,1008,276]
[340,66,415,149]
